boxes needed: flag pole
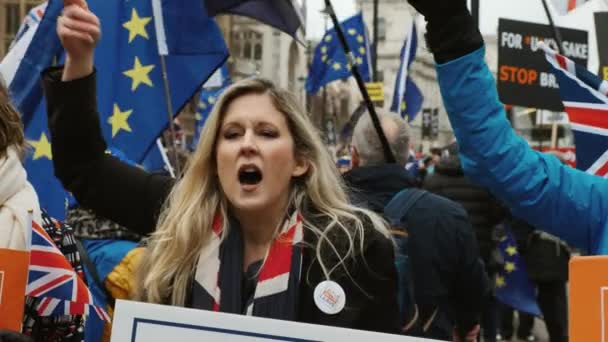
[540,0,564,54]
[323,0,396,164]
[540,0,563,148]
[372,0,379,79]
[159,55,182,177]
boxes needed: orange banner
[570,256,608,341]
[0,248,29,331]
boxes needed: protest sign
[111,300,440,342]
[569,256,608,341]
[0,248,29,331]
[497,19,588,111]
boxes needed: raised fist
[57,3,100,61]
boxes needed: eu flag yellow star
[333,62,342,71]
[123,56,155,91]
[195,112,202,121]
[505,262,517,273]
[348,28,357,35]
[108,104,133,137]
[208,96,216,104]
[506,246,518,256]
[357,35,364,43]
[359,47,366,55]
[496,275,506,288]
[324,35,332,42]
[29,132,52,161]
[198,101,207,110]
[321,55,328,62]
[321,46,327,54]
[401,101,407,112]
[122,8,152,43]
[356,56,363,65]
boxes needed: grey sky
[306,0,357,39]
[305,0,590,39]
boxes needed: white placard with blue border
[110,300,441,341]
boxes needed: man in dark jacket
[423,142,506,342]
[343,111,490,341]
[423,142,506,262]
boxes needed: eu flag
[390,22,423,122]
[95,0,228,160]
[17,0,228,219]
[305,12,371,94]
[495,224,542,316]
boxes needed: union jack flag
[542,43,608,178]
[26,218,109,321]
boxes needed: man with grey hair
[351,110,412,168]
[343,110,489,341]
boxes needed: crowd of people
[0,0,601,341]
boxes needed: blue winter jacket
[435,47,608,254]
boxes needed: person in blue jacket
[408,0,608,255]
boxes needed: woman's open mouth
[238,164,263,189]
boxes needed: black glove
[0,331,34,342]
[408,0,468,23]
[407,0,483,63]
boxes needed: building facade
[219,13,308,105]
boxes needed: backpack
[525,230,571,282]
[383,188,429,335]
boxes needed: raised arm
[44,4,172,235]
[409,0,608,253]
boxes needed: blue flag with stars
[390,22,423,121]
[19,0,228,219]
[495,224,542,316]
[305,12,371,94]
[94,0,228,160]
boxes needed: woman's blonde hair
[136,78,390,305]
[0,81,25,159]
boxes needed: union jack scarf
[191,211,304,319]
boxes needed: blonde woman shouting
[44,4,401,334]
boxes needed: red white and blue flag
[542,43,608,178]
[26,219,109,321]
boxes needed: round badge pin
[313,280,346,315]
